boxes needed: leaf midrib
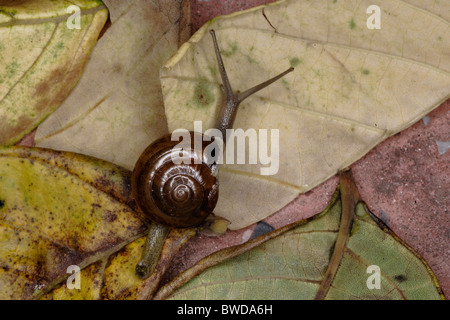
[171,275,323,299]
[0,5,106,28]
[0,154,142,251]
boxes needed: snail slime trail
[131,30,294,279]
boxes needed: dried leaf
[0,0,108,146]
[0,147,442,300]
[0,147,146,299]
[160,0,450,229]
[156,173,443,300]
[0,146,196,300]
[102,228,196,300]
[35,0,190,170]
[46,227,196,300]
[48,259,107,300]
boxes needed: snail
[132,30,294,279]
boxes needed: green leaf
[160,0,450,229]
[157,173,443,300]
[0,0,108,146]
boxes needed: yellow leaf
[49,260,107,300]
[0,147,146,299]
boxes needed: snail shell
[132,29,294,279]
[131,131,219,228]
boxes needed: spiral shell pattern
[131,132,219,228]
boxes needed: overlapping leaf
[48,227,196,300]
[0,147,147,299]
[32,0,450,231]
[0,147,199,300]
[160,0,450,229]
[0,0,108,146]
[0,148,443,300]
[1,0,446,300]
[158,177,443,300]
[35,0,190,170]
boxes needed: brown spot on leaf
[33,62,85,112]
[35,98,51,112]
[395,274,408,282]
[103,210,118,223]
[112,63,123,74]
[34,68,65,98]
[94,171,134,207]
[34,82,50,99]
[0,0,28,6]
[193,82,214,108]
[0,115,34,145]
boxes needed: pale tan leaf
[0,0,107,146]
[160,0,450,229]
[35,0,189,170]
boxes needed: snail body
[132,30,294,279]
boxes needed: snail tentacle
[132,29,294,279]
[236,67,295,103]
[210,29,294,142]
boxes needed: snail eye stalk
[131,29,294,279]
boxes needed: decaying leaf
[49,259,107,300]
[0,146,200,300]
[35,0,190,170]
[102,228,196,300]
[44,227,197,300]
[0,0,108,146]
[32,0,449,231]
[0,147,147,299]
[0,148,443,300]
[160,0,450,229]
[156,173,443,300]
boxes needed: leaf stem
[314,170,361,300]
